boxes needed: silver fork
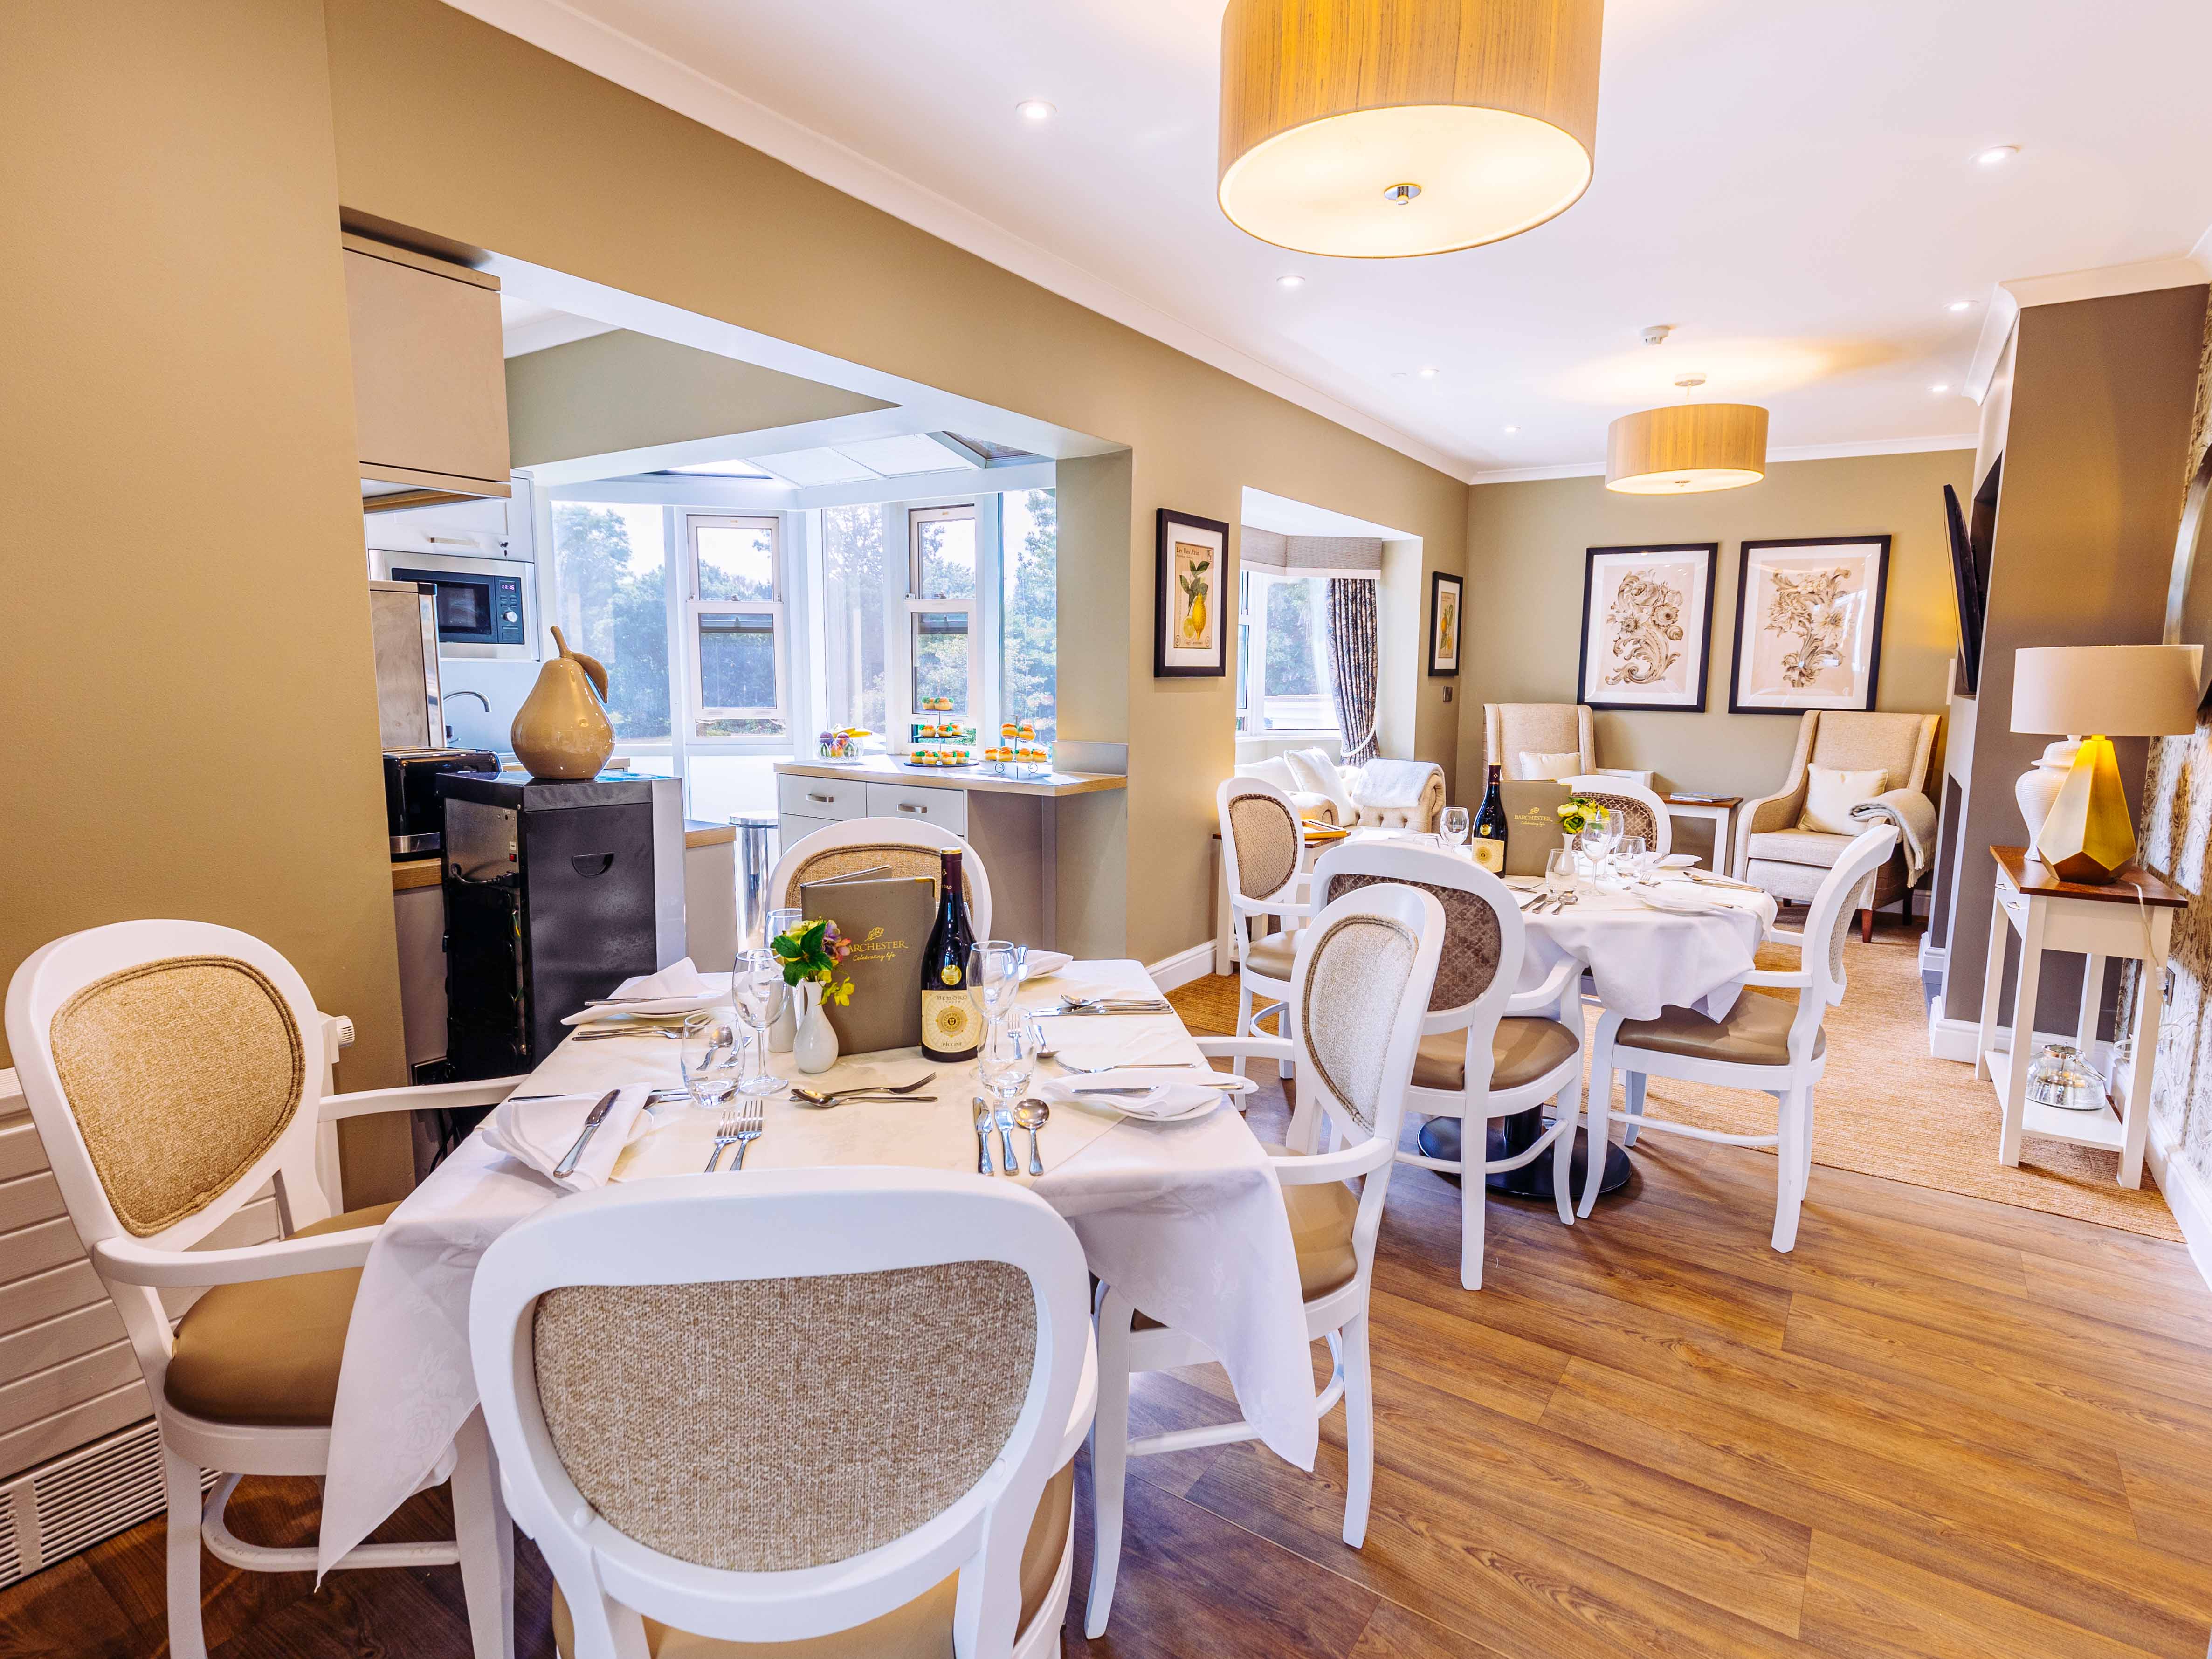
[703,1107,741,1171]
[729,1096,766,1171]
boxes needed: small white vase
[765,982,797,1053]
[793,981,839,1074]
[2015,737,2081,843]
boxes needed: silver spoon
[1014,1100,1049,1176]
[790,1072,937,1105]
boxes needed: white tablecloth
[317,961,1315,1576]
[1514,876,1777,1021]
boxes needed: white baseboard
[1926,1001,2111,1068]
[1918,933,1947,975]
[1146,942,1217,993]
[2148,1118,2212,1294]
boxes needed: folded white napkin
[561,959,721,1026]
[482,1087,653,1190]
[1040,1068,1245,1121]
[1635,883,1724,916]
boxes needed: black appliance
[437,771,686,1086]
[387,561,530,651]
[382,748,498,858]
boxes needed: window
[1000,490,1057,742]
[549,502,671,742]
[684,514,786,736]
[821,504,890,737]
[1236,570,1351,735]
[904,504,979,721]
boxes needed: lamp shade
[2010,644,2205,737]
[1217,0,1602,259]
[1605,403,1769,494]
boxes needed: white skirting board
[1924,1001,2111,1067]
[1145,942,1217,993]
[2148,1119,2212,1296]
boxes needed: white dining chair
[1583,825,1899,1251]
[1311,842,1585,1290]
[1562,774,1673,858]
[1085,880,1444,1637]
[768,816,994,942]
[4,920,525,1659]
[1215,775,1316,1050]
[469,1167,1096,1659]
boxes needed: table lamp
[2009,644,2203,882]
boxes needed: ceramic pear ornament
[511,625,615,780]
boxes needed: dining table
[314,959,1316,1578]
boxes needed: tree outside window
[550,503,670,741]
[1000,490,1057,742]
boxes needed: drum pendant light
[1218,0,1604,259]
[1606,403,1770,494]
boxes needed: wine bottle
[1470,764,1509,874]
[920,848,980,1061]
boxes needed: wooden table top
[1990,845,2187,908]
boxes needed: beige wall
[1456,450,1975,801]
[320,0,1470,967]
[0,1,412,1199]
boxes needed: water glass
[730,948,789,1095]
[1439,806,1469,850]
[978,1009,1044,1115]
[1543,846,1577,899]
[1618,835,1650,881]
[968,940,1027,1023]
[680,1012,737,1111]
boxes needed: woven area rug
[1168,930,2182,1242]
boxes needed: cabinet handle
[898,803,926,814]
[807,793,834,804]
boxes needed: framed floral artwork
[1727,536,1891,713]
[1576,543,1718,711]
[1154,508,1228,677]
[1428,571,1463,676]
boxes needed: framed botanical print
[1576,543,1719,711]
[1428,571,1463,676]
[1154,508,1228,677]
[1728,536,1892,713]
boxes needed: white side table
[1974,845,2182,1188]
[1660,794,1741,872]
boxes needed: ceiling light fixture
[1947,299,1976,313]
[1974,144,2019,167]
[1016,99,1056,123]
[1418,365,1440,379]
[1606,403,1768,494]
[1217,0,1602,258]
[1931,383,1952,394]
[1503,425,1520,434]
[1276,274,1305,289]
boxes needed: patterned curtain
[1325,577,1379,764]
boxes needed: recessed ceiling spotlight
[1931,383,1952,394]
[1503,425,1519,434]
[1276,274,1305,290]
[1016,99,1056,123]
[1417,365,1439,379]
[1973,144,2019,167]
[1946,299,1976,313]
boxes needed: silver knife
[972,1099,995,1176]
[552,1089,621,1178]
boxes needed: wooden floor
[8,1081,2212,1659]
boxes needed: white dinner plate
[1635,883,1724,915]
[561,993,721,1027]
[1658,854,1699,869]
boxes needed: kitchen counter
[773,755,1125,799]
[389,819,735,892]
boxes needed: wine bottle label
[1469,838,1505,873]
[921,989,980,1053]
[938,962,962,987]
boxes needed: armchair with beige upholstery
[1484,703,1596,781]
[1236,750,1445,832]
[1732,710,1940,939]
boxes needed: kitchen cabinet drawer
[776,813,838,863]
[864,782,968,835]
[779,774,868,821]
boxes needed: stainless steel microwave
[367,548,537,660]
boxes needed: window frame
[895,502,985,749]
[682,512,790,730]
[1237,567,1374,740]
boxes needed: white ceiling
[462,0,2212,480]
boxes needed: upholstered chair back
[1561,774,1672,858]
[1809,827,1897,1001]
[1484,703,1595,779]
[472,1170,1091,1657]
[768,818,994,943]
[1806,711,1937,796]
[1217,776,1307,903]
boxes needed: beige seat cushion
[1747,828,1854,868]
[1135,1143,1356,1333]
[1411,1019,1579,1093]
[1242,930,1298,980]
[163,1201,400,1425]
[550,1460,1075,1659]
[1614,995,1823,1068]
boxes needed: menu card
[1500,781,1570,877]
[799,874,938,1056]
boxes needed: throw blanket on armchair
[1849,789,1938,884]
[1351,759,1441,816]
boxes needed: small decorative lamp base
[2032,734,2136,883]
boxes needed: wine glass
[968,940,1027,1026]
[1618,834,1650,884]
[730,948,790,1095]
[681,1012,737,1111]
[1439,806,1469,851]
[765,905,802,953]
[978,1009,1044,1137]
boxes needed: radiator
[1,1419,217,1589]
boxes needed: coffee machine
[438,771,686,1083]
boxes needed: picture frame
[1727,535,1892,714]
[1154,508,1228,677]
[1576,543,1719,711]
[1428,571,1463,677]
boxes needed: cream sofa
[1733,709,1940,939]
[1238,752,1445,832]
